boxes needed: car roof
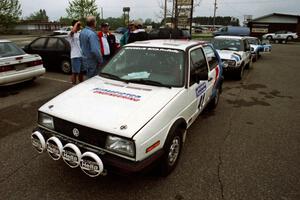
[125,39,208,51]
[214,36,244,40]
[0,39,12,43]
[244,36,258,39]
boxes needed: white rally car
[212,36,252,80]
[263,30,298,41]
[31,40,224,177]
[244,36,272,62]
[0,40,45,85]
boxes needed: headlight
[38,112,54,130]
[105,136,135,157]
[225,60,236,67]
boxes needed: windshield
[101,47,185,87]
[212,38,242,51]
[247,38,259,45]
[0,42,25,58]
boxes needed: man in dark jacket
[98,23,118,63]
[127,20,149,44]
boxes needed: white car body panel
[39,76,183,139]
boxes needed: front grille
[53,117,107,148]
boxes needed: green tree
[27,9,49,21]
[59,17,73,26]
[0,0,22,28]
[66,0,101,25]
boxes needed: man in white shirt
[67,20,84,84]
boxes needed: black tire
[235,65,244,80]
[245,58,252,69]
[287,36,293,41]
[159,127,184,177]
[252,53,258,62]
[266,36,272,40]
[61,60,71,74]
[208,87,220,110]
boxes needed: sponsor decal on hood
[93,88,141,102]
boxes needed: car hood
[39,76,183,138]
[216,50,243,61]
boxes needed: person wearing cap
[120,21,136,46]
[127,20,149,44]
[98,23,117,63]
[79,16,103,78]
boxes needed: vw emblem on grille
[73,128,80,137]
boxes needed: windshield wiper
[99,72,128,83]
[127,79,172,89]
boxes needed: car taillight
[0,65,15,72]
[29,60,43,67]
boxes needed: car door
[202,45,220,103]
[26,37,48,62]
[187,47,210,121]
[44,37,60,66]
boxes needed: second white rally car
[212,36,252,80]
[31,40,223,177]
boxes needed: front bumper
[32,127,164,175]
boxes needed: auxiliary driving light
[62,143,82,168]
[31,131,46,153]
[46,137,63,160]
[80,152,104,177]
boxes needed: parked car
[244,36,272,62]
[31,40,224,177]
[149,28,191,40]
[23,36,71,74]
[0,40,45,85]
[212,36,252,80]
[262,30,298,41]
[213,26,250,37]
[53,26,72,35]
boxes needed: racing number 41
[198,94,206,110]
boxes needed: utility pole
[164,0,167,26]
[213,0,217,30]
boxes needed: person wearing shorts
[67,20,84,84]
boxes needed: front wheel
[159,128,183,176]
[235,65,244,80]
[266,36,272,40]
[61,60,71,74]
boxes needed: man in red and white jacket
[98,23,118,63]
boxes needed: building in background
[248,13,300,38]
[13,20,63,33]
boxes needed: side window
[30,38,47,49]
[190,48,208,86]
[46,38,58,50]
[57,39,66,51]
[203,46,218,70]
[244,40,249,51]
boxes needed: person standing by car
[127,20,149,44]
[67,20,84,85]
[98,23,117,63]
[79,16,103,78]
[120,22,134,46]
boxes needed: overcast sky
[19,0,300,22]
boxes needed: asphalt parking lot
[0,43,300,200]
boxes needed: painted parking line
[40,76,72,84]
